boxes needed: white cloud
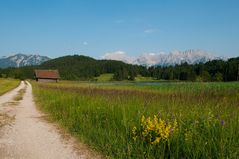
[83,41,88,45]
[144,28,159,34]
[101,51,163,66]
[101,51,135,63]
[136,52,166,66]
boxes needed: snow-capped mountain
[103,49,224,66]
[0,54,51,68]
[135,50,220,66]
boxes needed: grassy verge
[94,73,114,81]
[94,74,158,82]
[32,81,239,158]
[0,79,24,127]
[134,75,156,82]
[0,78,20,96]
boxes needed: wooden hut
[34,70,60,82]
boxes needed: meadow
[0,78,20,95]
[32,81,239,158]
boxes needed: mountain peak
[0,54,51,68]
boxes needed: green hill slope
[39,55,139,80]
[0,55,140,80]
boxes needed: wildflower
[157,111,161,117]
[132,126,137,135]
[146,117,154,131]
[132,126,137,141]
[133,136,137,141]
[141,115,146,126]
[151,137,161,145]
[220,120,225,126]
[132,114,178,145]
[163,125,170,139]
[142,129,149,137]
[172,119,177,131]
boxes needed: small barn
[34,70,60,82]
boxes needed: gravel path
[0,81,100,159]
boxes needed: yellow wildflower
[141,115,146,126]
[132,114,178,145]
[132,126,137,134]
[151,137,161,145]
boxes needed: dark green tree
[213,72,223,81]
[200,71,211,82]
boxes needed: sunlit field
[0,78,20,95]
[32,81,239,158]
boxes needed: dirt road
[0,81,100,159]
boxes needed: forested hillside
[0,55,238,82]
[39,55,139,80]
[0,55,140,80]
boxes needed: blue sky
[0,0,239,58]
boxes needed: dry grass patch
[0,113,15,127]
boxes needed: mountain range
[0,54,51,68]
[0,50,225,68]
[0,53,238,81]
[135,50,219,66]
[103,49,225,66]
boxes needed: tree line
[0,55,238,82]
[107,57,239,82]
[148,57,239,82]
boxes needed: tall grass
[32,81,239,158]
[0,78,20,95]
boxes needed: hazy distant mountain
[0,54,51,68]
[135,50,221,66]
[103,49,225,66]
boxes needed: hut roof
[34,70,60,79]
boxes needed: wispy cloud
[83,41,88,45]
[144,28,160,34]
[101,51,163,65]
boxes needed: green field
[32,81,239,158]
[94,74,157,82]
[0,78,20,95]
[94,73,114,81]
[135,75,157,82]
